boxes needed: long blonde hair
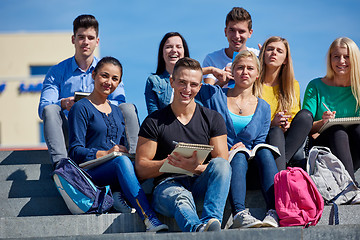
[326,37,360,110]
[231,50,262,96]
[258,36,296,112]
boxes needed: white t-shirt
[202,47,260,80]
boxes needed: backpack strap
[96,185,111,215]
[329,201,339,225]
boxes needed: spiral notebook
[79,152,135,170]
[159,142,214,176]
[319,117,360,134]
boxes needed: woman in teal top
[303,37,360,181]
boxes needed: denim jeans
[87,156,155,220]
[152,157,231,232]
[229,148,278,214]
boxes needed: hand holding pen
[109,139,128,153]
[322,102,336,122]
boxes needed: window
[30,66,52,76]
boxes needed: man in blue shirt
[38,14,126,166]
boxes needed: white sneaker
[262,209,279,228]
[232,209,263,228]
[112,192,135,213]
[144,216,169,232]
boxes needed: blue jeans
[152,157,231,232]
[229,148,278,214]
[87,156,155,220]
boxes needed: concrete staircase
[0,149,360,239]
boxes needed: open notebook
[319,117,360,134]
[159,142,214,176]
[79,152,135,170]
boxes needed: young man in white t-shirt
[203,7,259,86]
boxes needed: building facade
[0,32,99,147]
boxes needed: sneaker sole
[242,221,263,228]
[262,221,278,228]
[146,224,169,233]
[232,221,263,229]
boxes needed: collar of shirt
[71,56,99,73]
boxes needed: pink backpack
[274,167,324,227]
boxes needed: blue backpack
[53,158,114,214]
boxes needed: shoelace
[115,193,130,208]
[266,210,278,220]
[148,215,162,226]
[239,209,250,217]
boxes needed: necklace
[234,97,249,115]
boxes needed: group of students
[38,7,360,233]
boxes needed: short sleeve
[302,80,319,119]
[209,110,227,138]
[138,114,159,142]
[202,54,216,80]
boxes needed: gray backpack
[306,146,359,205]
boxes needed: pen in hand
[322,102,332,112]
[110,139,117,146]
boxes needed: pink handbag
[274,167,324,227]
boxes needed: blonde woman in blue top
[303,37,360,181]
[196,50,279,228]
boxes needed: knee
[230,153,247,166]
[153,182,191,211]
[174,191,194,208]
[208,157,231,177]
[268,126,283,138]
[329,125,348,136]
[255,148,276,164]
[43,104,62,120]
[112,156,135,172]
[295,109,313,124]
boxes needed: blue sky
[1,0,359,121]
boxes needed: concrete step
[0,180,59,199]
[0,164,52,181]
[0,197,70,217]
[11,225,360,240]
[0,150,50,165]
[0,205,359,238]
[0,184,265,218]
[1,210,360,239]
[0,212,176,238]
[0,149,359,239]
